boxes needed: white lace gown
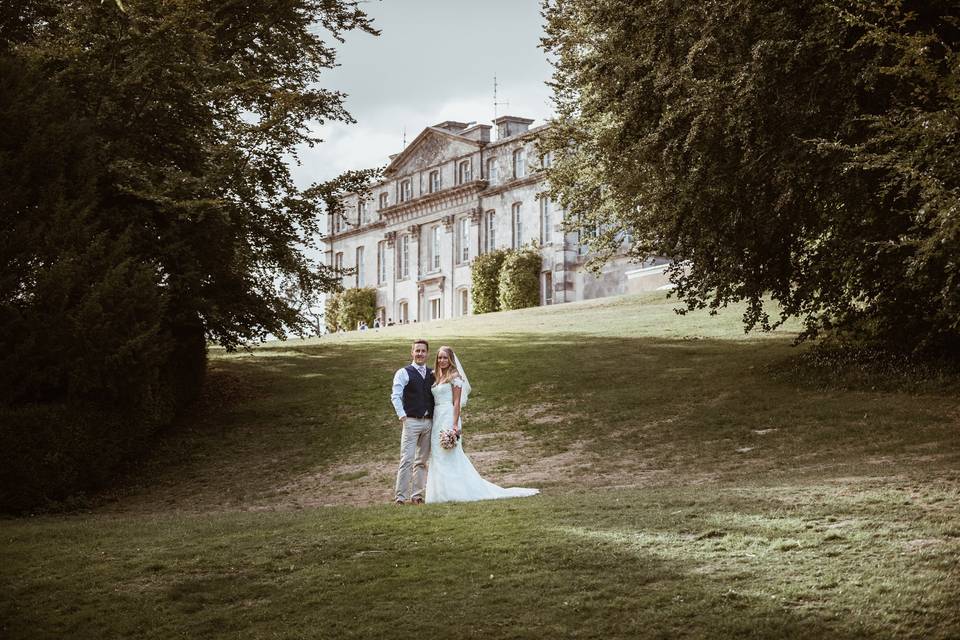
[425,379,540,504]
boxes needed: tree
[541,0,960,353]
[3,0,379,349]
[336,287,377,331]
[0,0,379,509]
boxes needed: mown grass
[2,292,958,639]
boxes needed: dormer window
[429,170,441,193]
[458,160,472,185]
[400,179,412,203]
[358,200,368,225]
[379,192,388,210]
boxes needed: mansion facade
[321,115,669,327]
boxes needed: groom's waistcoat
[402,365,435,419]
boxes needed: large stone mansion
[322,115,669,326]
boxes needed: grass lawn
[2,292,958,639]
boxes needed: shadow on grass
[3,491,934,639]
[88,332,960,513]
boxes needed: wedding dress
[425,378,540,504]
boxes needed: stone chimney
[460,123,491,143]
[494,115,534,140]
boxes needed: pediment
[384,128,482,177]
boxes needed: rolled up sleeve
[390,368,408,418]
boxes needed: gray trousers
[395,417,432,501]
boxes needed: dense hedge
[0,324,206,513]
[324,287,376,332]
[498,247,543,311]
[470,249,510,314]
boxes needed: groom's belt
[405,414,432,419]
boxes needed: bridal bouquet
[439,429,459,450]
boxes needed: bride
[424,346,540,504]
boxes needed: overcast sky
[290,0,554,187]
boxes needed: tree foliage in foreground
[0,0,378,509]
[541,0,960,353]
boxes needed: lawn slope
[2,293,958,639]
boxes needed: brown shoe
[394,498,405,505]
[411,496,424,505]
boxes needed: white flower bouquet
[439,429,460,450]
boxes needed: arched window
[458,160,472,184]
[540,196,553,244]
[484,210,496,253]
[512,148,526,178]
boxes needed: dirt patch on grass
[251,425,737,509]
[266,457,397,509]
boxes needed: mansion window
[398,234,410,280]
[379,192,389,209]
[458,288,469,317]
[398,300,409,324]
[540,150,553,169]
[358,200,368,225]
[512,148,526,179]
[512,202,523,248]
[456,217,469,264]
[400,179,412,202]
[355,246,365,287]
[486,157,497,184]
[333,211,343,233]
[377,241,387,285]
[457,159,472,185]
[429,224,441,271]
[429,170,440,193]
[484,210,496,253]
[334,251,344,285]
[430,296,442,321]
[540,196,553,244]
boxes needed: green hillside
[2,292,958,639]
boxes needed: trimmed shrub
[336,287,377,330]
[498,247,542,311]
[324,292,342,333]
[470,249,510,314]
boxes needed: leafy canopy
[2,0,380,350]
[541,0,960,353]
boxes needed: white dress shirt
[391,363,428,418]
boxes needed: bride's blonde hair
[432,346,460,387]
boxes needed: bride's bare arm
[452,380,462,433]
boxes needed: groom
[389,339,434,505]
